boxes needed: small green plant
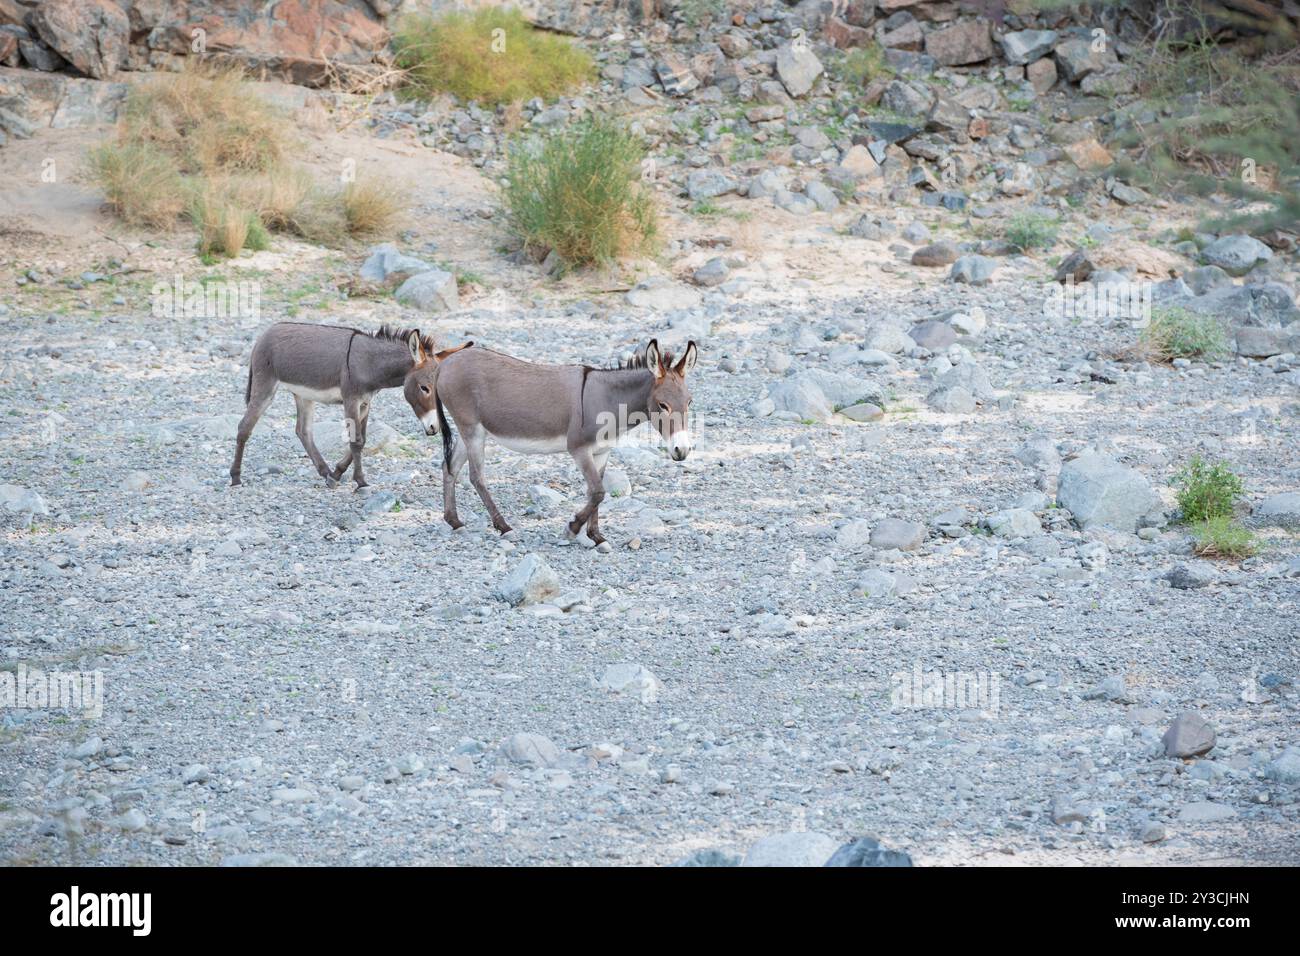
[828,44,893,86]
[1137,306,1228,361]
[502,117,658,272]
[1190,515,1257,559]
[394,8,593,106]
[1172,455,1245,523]
[1004,212,1059,252]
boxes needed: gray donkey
[433,339,697,545]
[230,322,471,489]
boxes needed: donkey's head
[644,339,698,461]
[403,333,472,435]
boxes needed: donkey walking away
[230,323,471,489]
[433,339,697,545]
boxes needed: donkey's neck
[587,368,653,437]
[351,337,413,391]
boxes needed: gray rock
[1201,234,1272,277]
[394,269,459,313]
[687,169,738,201]
[824,837,913,867]
[1167,563,1217,590]
[1265,746,1300,784]
[773,189,818,216]
[1163,713,1215,758]
[987,508,1041,538]
[949,255,997,286]
[1053,37,1116,83]
[494,554,560,606]
[804,180,840,212]
[692,257,729,288]
[1000,30,1058,65]
[1056,454,1158,532]
[909,321,957,350]
[912,241,960,267]
[870,518,925,552]
[500,732,561,768]
[359,243,434,284]
[742,831,837,867]
[775,42,824,97]
[767,376,835,423]
[1252,492,1300,529]
[927,385,976,413]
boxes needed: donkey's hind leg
[567,447,608,546]
[230,376,277,486]
[293,395,336,488]
[463,427,511,534]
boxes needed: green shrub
[1172,455,1245,523]
[829,44,893,86]
[1190,515,1257,559]
[1138,306,1227,361]
[188,183,269,259]
[88,141,185,229]
[1004,212,1059,252]
[502,117,658,271]
[1111,8,1300,235]
[394,8,593,106]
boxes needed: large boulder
[31,0,129,79]
[1200,234,1273,277]
[1000,29,1058,65]
[149,0,390,86]
[775,40,823,97]
[924,19,993,66]
[1056,454,1158,532]
[394,269,459,313]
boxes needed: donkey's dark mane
[603,349,675,372]
[373,324,437,355]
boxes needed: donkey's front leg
[442,436,468,530]
[342,398,369,490]
[464,427,511,534]
[567,447,607,546]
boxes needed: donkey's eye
[420,385,431,395]
[657,402,671,414]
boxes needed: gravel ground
[2,259,1299,866]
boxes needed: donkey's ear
[675,340,698,374]
[408,330,423,364]
[645,339,664,378]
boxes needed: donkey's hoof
[445,517,464,531]
[595,541,612,554]
[353,482,370,493]
[229,477,242,487]
[323,476,338,489]
[493,522,513,535]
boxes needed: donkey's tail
[435,391,453,471]
[244,362,252,405]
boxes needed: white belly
[493,433,567,455]
[285,384,343,404]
